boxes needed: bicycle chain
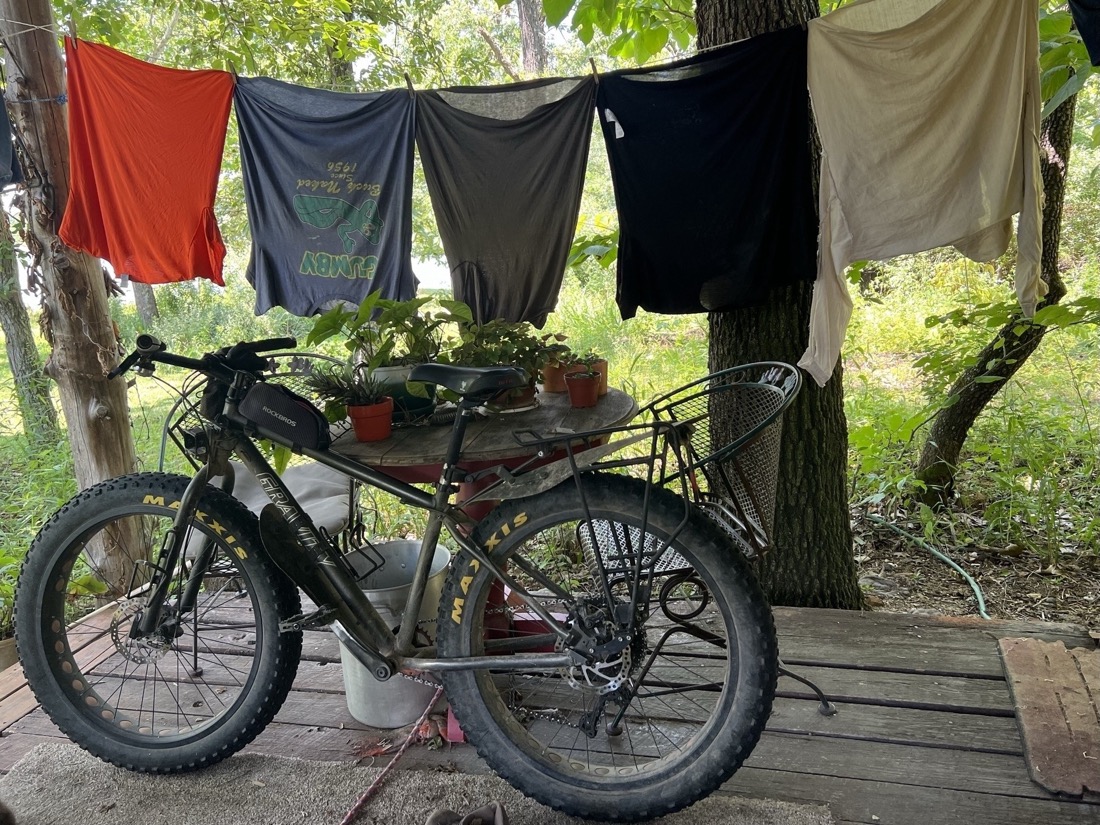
[392,605,585,731]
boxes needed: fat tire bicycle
[15,335,798,822]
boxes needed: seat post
[431,399,481,504]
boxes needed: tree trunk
[697,0,861,608]
[516,0,548,76]
[0,1,137,495]
[0,208,58,443]
[132,281,159,325]
[915,95,1076,497]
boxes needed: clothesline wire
[0,13,767,93]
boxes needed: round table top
[332,386,638,468]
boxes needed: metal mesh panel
[643,363,799,558]
[576,519,690,579]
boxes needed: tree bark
[0,1,137,493]
[516,0,548,76]
[0,208,58,443]
[697,0,861,608]
[132,281,159,326]
[915,95,1076,497]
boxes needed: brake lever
[107,350,141,380]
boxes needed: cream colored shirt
[799,0,1044,385]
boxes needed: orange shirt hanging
[59,38,234,286]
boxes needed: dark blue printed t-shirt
[234,77,417,316]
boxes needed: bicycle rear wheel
[15,472,302,772]
[436,473,777,821]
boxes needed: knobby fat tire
[436,473,778,822]
[15,472,303,773]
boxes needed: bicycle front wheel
[436,473,777,821]
[15,472,302,772]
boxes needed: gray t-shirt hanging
[234,76,417,316]
[416,77,596,326]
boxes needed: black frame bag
[238,382,331,451]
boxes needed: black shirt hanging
[596,26,816,319]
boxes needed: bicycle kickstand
[778,658,838,716]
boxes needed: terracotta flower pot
[565,372,600,409]
[348,397,394,442]
[590,358,609,396]
[541,362,585,393]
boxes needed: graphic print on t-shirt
[235,77,417,316]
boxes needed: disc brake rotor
[110,598,172,664]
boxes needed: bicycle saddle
[409,363,528,400]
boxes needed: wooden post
[0,0,137,495]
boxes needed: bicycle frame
[152,384,599,682]
[121,335,706,686]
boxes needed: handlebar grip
[236,337,297,354]
[135,334,166,354]
[107,351,139,380]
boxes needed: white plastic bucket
[338,540,450,728]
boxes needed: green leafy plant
[306,290,471,371]
[302,361,390,421]
[444,312,549,383]
[0,553,20,639]
[539,332,573,368]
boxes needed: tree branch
[478,27,521,82]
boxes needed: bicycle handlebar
[108,336,298,381]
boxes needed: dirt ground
[852,511,1100,634]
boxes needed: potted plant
[575,350,609,396]
[443,310,549,411]
[304,361,394,442]
[306,291,469,423]
[564,368,601,409]
[539,333,577,393]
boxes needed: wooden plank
[999,638,1100,796]
[746,730,1051,800]
[0,686,40,734]
[4,708,61,738]
[291,659,347,693]
[768,697,1023,755]
[776,664,1014,714]
[722,765,1100,825]
[0,663,27,705]
[776,623,1008,677]
[770,607,1095,673]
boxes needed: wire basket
[641,362,801,559]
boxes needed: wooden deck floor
[1,607,1097,825]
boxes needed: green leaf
[974,375,1005,384]
[1038,11,1073,39]
[642,26,668,57]
[543,0,576,27]
[1043,67,1091,119]
[273,444,292,474]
